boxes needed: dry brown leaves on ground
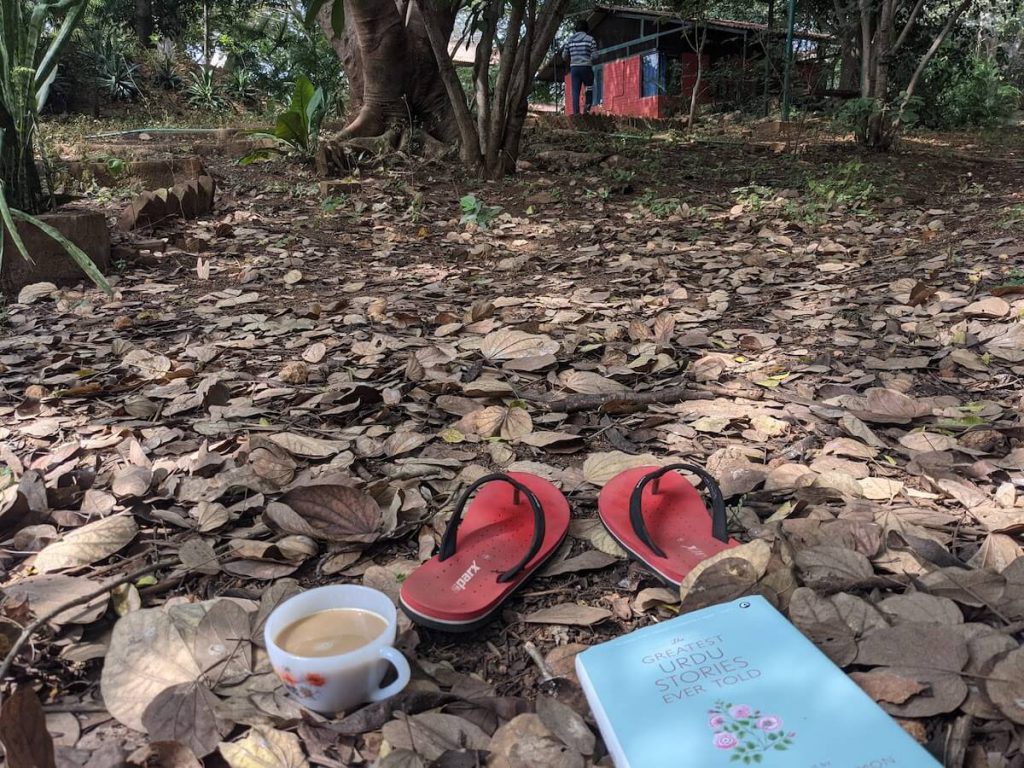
[0,125,1022,767]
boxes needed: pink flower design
[729,704,751,718]
[708,714,726,730]
[714,732,739,750]
[757,716,782,732]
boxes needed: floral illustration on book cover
[708,701,796,763]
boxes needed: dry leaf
[0,686,55,768]
[479,329,559,361]
[488,713,584,768]
[143,682,229,758]
[2,574,109,625]
[568,519,627,558]
[524,604,613,626]
[794,546,874,591]
[277,484,384,544]
[267,433,347,458]
[678,539,772,606]
[582,452,662,486]
[381,713,489,763]
[558,370,627,395]
[33,515,138,573]
[984,649,1024,724]
[101,608,203,731]
[856,623,969,670]
[219,725,309,768]
[849,670,927,704]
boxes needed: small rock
[24,384,47,400]
[278,361,309,384]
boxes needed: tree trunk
[838,33,859,90]
[687,25,708,130]
[319,0,458,142]
[0,109,46,214]
[134,0,154,45]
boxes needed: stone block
[2,209,110,295]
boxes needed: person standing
[564,19,597,115]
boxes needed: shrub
[925,57,1020,129]
[81,29,141,101]
[185,68,226,111]
[240,75,326,162]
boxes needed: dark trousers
[570,66,594,115]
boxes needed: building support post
[762,0,775,116]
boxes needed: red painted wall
[680,52,712,106]
[564,54,664,118]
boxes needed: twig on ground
[527,383,760,414]
[0,556,180,692]
[523,641,555,683]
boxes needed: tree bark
[134,0,154,45]
[319,0,458,142]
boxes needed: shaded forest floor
[1,117,1023,767]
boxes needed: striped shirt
[564,31,597,67]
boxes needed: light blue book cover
[576,596,941,768]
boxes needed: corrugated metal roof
[588,3,833,42]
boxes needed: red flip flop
[399,472,570,632]
[598,463,737,585]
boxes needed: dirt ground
[1,116,1023,767]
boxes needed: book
[575,595,941,768]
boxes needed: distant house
[541,5,832,118]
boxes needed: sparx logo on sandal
[452,560,481,591]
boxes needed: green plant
[321,194,348,212]
[86,30,140,101]
[637,189,682,218]
[807,160,876,212]
[185,68,226,111]
[1,0,90,212]
[240,75,325,162]
[459,194,502,228]
[919,55,1020,130]
[151,39,182,90]
[226,67,258,104]
[1001,205,1024,229]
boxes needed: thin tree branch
[0,557,181,690]
[892,0,927,53]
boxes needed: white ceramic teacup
[264,585,411,714]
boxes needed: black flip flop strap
[628,463,729,559]
[438,473,546,584]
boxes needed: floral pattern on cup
[708,700,796,763]
[274,666,328,700]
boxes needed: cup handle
[368,647,411,703]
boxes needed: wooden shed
[543,5,832,118]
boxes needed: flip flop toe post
[598,463,737,585]
[399,472,570,632]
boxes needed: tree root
[315,126,453,176]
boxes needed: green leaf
[303,0,345,36]
[275,110,308,148]
[0,185,34,270]
[305,86,324,128]
[289,74,317,125]
[330,0,346,37]
[238,148,283,165]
